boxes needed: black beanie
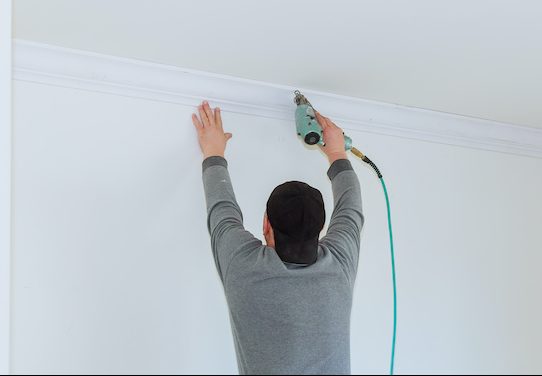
[266,181,325,265]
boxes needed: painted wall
[11,79,542,374]
[0,0,12,373]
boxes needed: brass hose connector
[350,147,365,159]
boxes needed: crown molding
[13,39,542,159]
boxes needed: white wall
[11,78,542,375]
[0,0,12,373]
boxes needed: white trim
[0,1,12,374]
[13,39,542,159]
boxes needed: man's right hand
[315,112,348,164]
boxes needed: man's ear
[263,213,269,235]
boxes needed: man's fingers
[202,101,215,126]
[324,116,338,129]
[198,105,210,127]
[317,112,338,131]
[215,107,223,130]
[315,112,328,130]
[192,113,203,131]
[225,132,233,141]
[324,116,342,133]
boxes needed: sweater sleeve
[202,156,262,283]
[320,159,364,284]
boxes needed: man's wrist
[202,155,228,172]
[327,152,348,164]
[203,152,225,159]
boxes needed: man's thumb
[225,133,233,140]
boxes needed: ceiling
[13,0,542,128]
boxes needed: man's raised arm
[315,112,364,284]
[193,102,260,283]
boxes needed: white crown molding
[13,39,542,159]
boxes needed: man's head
[263,181,325,265]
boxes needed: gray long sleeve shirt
[202,156,364,375]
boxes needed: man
[192,100,364,375]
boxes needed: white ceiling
[14,0,542,128]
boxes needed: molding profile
[13,39,542,159]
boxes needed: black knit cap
[266,181,325,265]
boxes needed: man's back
[226,244,355,375]
[202,156,363,375]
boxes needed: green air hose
[381,177,397,376]
[352,147,397,376]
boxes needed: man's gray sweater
[202,156,364,375]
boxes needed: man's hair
[266,181,325,265]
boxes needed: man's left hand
[192,101,232,159]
